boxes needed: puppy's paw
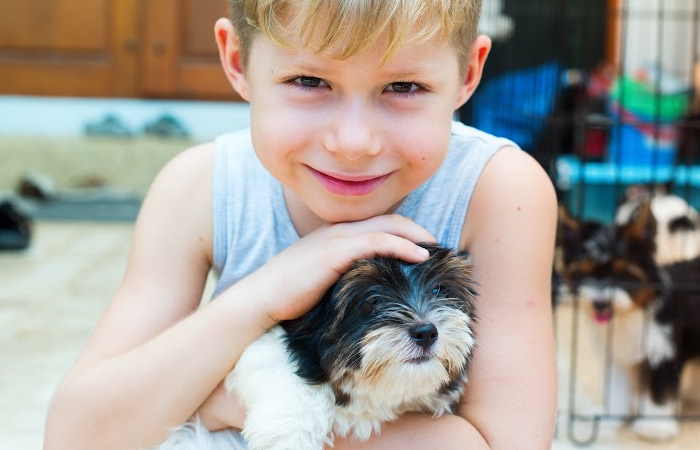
[154,421,247,450]
[243,409,334,450]
[242,385,335,450]
[631,418,680,441]
[333,415,383,442]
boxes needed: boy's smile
[216,18,490,234]
[306,165,394,196]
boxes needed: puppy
[554,205,610,305]
[157,243,477,450]
[563,202,700,441]
[615,187,700,265]
[554,188,700,305]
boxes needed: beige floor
[2,221,699,449]
[0,136,189,195]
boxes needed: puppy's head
[556,205,610,270]
[563,201,661,324]
[565,257,659,324]
[283,243,477,400]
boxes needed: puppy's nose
[592,300,611,313]
[409,323,438,349]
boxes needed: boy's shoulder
[160,141,216,185]
[460,143,556,248]
[449,120,516,148]
[150,140,217,219]
[133,140,217,266]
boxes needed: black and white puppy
[563,202,700,441]
[615,188,700,265]
[157,243,477,450]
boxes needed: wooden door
[606,0,622,67]
[142,0,239,100]
[0,0,140,97]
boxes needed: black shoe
[17,172,56,202]
[0,200,32,251]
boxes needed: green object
[610,76,689,121]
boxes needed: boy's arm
[329,414,488,450]
[457,147,558,449]
[44,143,273,449]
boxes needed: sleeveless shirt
[211,121,516,298]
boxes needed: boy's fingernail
[417,247,430,258]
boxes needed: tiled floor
[2,222,698,449]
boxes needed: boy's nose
[323,103,382,160]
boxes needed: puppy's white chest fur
[225,326,460,449]
[331,357,459,440]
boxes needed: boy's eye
[385,82,422,95]
[292,76,328,89]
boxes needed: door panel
[0,0,248,100]
[0,0,140,97]
[0,0,108,51]
[143,0,239,100]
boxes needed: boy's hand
[251,214,435,323]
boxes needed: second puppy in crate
[157,243,477,450]
[562,201,700,441]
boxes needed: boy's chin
[311,200,398,224]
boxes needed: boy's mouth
[307,166,392,196]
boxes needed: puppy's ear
[557,205,581,240]
[456,249,472,264]
[556,206,585,264]
[622,199,656,242]
[418,243,472,265]
[416,242,445,256]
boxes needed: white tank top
[211,121,516,297]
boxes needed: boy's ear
[214,18,250,101]
[454,35,491,110]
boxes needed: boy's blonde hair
[229,0,482,70]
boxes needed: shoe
[84,114,133,138]
[17,171,56,201]
[0,200,32,251]
[143,113,190,139]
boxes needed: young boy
[44,1,557,449]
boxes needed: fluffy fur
[615,189,700,265]
[157,244,477,450]
[559,198,700,441]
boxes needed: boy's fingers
[343,214,436,244]
[351,232,431,264]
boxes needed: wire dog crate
[465,0,700,446]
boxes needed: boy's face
[216,19,490,226]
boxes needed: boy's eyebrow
[381,70,424,79]
[282,62,429,79]
[284,62,337,75]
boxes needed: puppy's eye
[431,286,441,296]
[360,297,378,315]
